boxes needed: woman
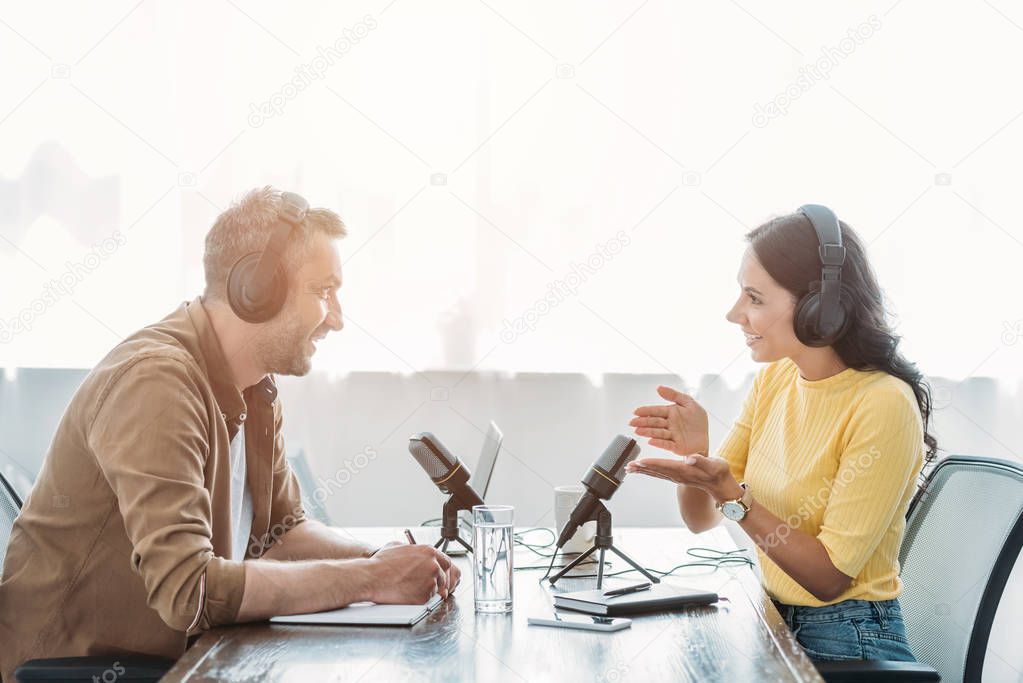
[626,206,936,663]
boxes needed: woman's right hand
[629,386,710,457]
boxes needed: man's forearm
[235,557,374,622]
[261,519,374,562]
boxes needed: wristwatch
[716,482,753,522]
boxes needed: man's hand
[364,544,461,605]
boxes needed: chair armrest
[815,659,941,682]
[14,655,175,682]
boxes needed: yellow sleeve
[817,381,924,578]
[715,366,764,483]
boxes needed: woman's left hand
[625,454,742,503]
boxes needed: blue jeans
[772,598,917,663]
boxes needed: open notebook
[270,594,444,627]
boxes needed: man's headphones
[227,191,309,323]
[792,204,852,347]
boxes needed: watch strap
[716,482,751,511]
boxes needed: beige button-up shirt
[0,297,306,681]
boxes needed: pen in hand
[404,528,460,598]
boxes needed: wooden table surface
[161,526,823,683]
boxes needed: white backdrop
[2,1,1023,389]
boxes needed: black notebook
[553,584,719,616]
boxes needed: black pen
[603,582,651,598]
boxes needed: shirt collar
[185,296,269,423]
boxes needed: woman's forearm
[679,476,853,602]
[735,499,851,602]
[677,484,722,533]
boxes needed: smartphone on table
[527,613,632,632]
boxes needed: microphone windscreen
[594,435,640,482]
[409,432,458,479]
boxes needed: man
[0,187,459,681]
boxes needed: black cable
[541,550,558,583]
[512,527,558,556]
[510,527,610,581]
[515,545,754,581]
[417,522,753,581]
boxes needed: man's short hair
[203,186,347,301]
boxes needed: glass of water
[472,505,514,613]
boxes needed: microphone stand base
[548,503,659,589]
[435,493,475,555]
[435,535,474,554]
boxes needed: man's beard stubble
[253,308,313,377]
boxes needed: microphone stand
[434,494,474,554]
[548,501,659,589]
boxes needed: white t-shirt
[229,424,254,561]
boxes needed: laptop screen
[469,420,502,500]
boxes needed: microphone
[547,435,657,588]
[408,432,485,509]
[556,435,640,548]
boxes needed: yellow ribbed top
[717,357,925,606]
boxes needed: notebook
[269,594,444,627]
[553,584,718,616]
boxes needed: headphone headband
[798,204,844,259]
[245,192,308,305]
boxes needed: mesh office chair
[817,455,1023,682]
[0,470,22,571]
[0,472,175,682]
[0,459,33,512]
[287,447,333,525]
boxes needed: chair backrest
[898,455,1023,683]
[286,448,332,525]
[1,458,34,505]
[0,471,23,570]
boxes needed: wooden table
[161,526,823,682]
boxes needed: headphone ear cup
[227,253,288,323]
[794,288,852,347]
[793,291,822,346]
[831,294,853,343]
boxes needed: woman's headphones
[226,191,309,323]
[793,204,852,347]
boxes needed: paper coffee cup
[554,485,597,554]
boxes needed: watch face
[721,501,745,521]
